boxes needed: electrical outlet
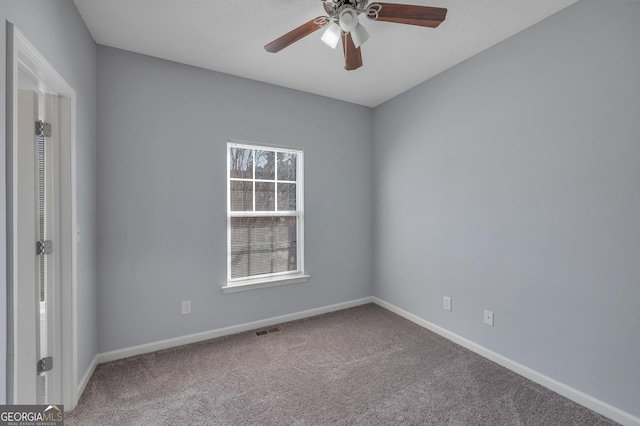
[181,300,192,315]
[443,296,452,311]
[484,310,494,326]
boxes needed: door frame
[6,23,78,409]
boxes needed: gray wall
[0,0,98,402]
[372,0,640,417]
[96,46,373,352]
[3,0,638,419]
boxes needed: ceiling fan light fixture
[338,8,359,33]
[320,22,341,49]
[264,1,448,71]
[350,23,370,48]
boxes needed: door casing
[6,23,78,409]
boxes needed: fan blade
[367,3,447,28]
[265,17,329,53]
[342,32,363,71]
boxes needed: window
[224,142,307,292]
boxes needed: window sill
[222,274,310,293]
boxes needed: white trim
[97,297,373,364]
[228,139,302,153]
[222,274,310,293]
[75,355,98,407]
[7,24,78,410]
[372,297,640,426]
[228,211,299,218]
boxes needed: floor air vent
[256,327,280,336]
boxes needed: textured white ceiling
[73,0,580,107]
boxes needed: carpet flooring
[67,304,617,425]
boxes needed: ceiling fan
[264,0,447,71]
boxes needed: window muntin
[227,142,304,285]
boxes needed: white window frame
[223,141,308,293]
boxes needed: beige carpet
[67,304,617,425]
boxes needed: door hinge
[35,120,52,137]
[37,356,53,374]
[36,240,53,255]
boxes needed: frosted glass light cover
[339,8,358,33]
[321,22,341,49]
[351,23,369,48]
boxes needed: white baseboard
[74,354,97,409]
[97,296,374,364]
[372,297,640,426]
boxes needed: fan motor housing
[323,0,369,16]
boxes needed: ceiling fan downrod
[322,0,370,16]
